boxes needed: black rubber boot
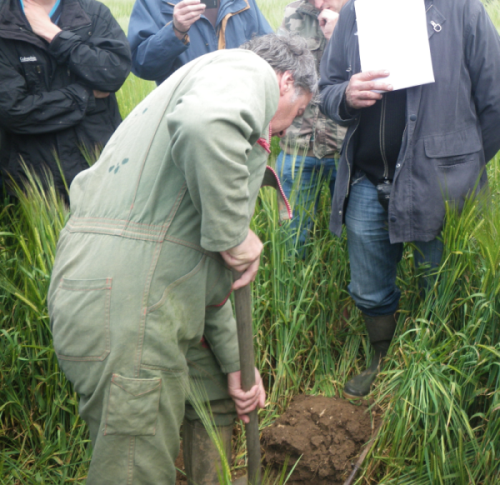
[344,313,397,399]
[183,419,247,485]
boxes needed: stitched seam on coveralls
[140,363,186,373]
[133,184,188,378]
[111,383,161,397]
[67,218,165,241]
[163,235,222,262]
[124,61,200,224]
[146,255,206,313]
[127,437,135,485]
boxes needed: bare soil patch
[262,395,379,485]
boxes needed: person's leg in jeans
[343,174,401,398]
[413,239,444,292]
[276,151,337,252]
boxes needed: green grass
[0,1,499,484]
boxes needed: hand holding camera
[172,0,206,38]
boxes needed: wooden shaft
[343,424,382,485]
[232,269,261,485]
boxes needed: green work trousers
[49,233,238,484]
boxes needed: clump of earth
[261,395,378,485]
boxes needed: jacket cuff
[160,22,190,52]
[85,88,96,113]
[48,30,81,64]
[65,83,95,114]
[201,228,248,253]
[339,91,360,121]
[221,361,241,374]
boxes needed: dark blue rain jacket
[129,0,273,84]
[320,0,500,243]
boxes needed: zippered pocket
[22,63,45,94]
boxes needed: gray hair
[240,33,318,95]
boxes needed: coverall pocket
[52,277,112,361]
[104,374,161,436]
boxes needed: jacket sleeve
[465,0,500,162]
[276,3,293,35]
[128,0,188,82]
[204,302,240,374]
[0,56,94,135]
[250,0,273,35]
[319,6,359,126]
[48,3,131,93]
[166,56,278,253]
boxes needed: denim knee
[345,176,402,316]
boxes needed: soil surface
[262,395,379,485]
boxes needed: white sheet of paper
[355,0,435,91]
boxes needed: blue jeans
[345,173,444,317]
[276,151,337,246]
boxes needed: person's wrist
[40,24,62,43]
[172,21,189,43]
[172,21,189,34]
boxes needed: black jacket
[0,0,131,196]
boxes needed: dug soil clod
[262,395,380,485]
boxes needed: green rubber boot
[344,313,397,399]
[183,419,247,485]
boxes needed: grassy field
[0,1,499,484]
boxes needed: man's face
[270,87,312,138]
[310,0,347,13]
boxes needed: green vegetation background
[0,1,500,484]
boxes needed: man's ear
[278,71,295,96]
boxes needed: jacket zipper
[395,122,408,178]
[344,120,359,198]
[380,95,389,180]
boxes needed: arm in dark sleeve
[48,3,131,92]
[0,57,94,135]
[319,7,359,126]
[465,0,500,162]
[128,0,188,82]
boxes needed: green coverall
[47,49,279,484]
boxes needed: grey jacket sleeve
[465,0,500,162]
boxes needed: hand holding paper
[345,70,393,109]
[355,0,435,92]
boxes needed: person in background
[128,0,273,85]
[276,0,347,251]
[48,34,316,485]
[0,0,132,199]
[320,0,500,399]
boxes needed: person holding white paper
[319,0,500,399]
